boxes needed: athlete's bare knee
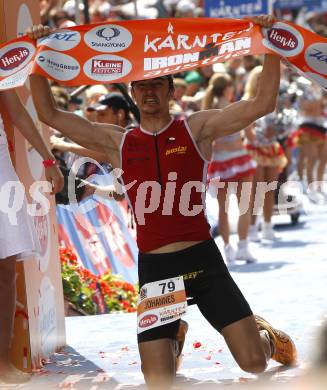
[143,371,174,390]
[238,352,267,373]
[139,339,176,389]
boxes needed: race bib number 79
[137,276,187,334]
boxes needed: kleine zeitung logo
[84,54,132,82]
[92,59,123,74]
[305,43,327,76]
[84,24,133,53]
[0,42,35,77]
[262,22,304,57]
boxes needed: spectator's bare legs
[303,143,318,187]
[250,165,264,226]
[0,257,16,373]
[263,166,279,223]
[217,185,230,245]
[316,141,327,192]
[236,175,253,240]
[297,146,305,182]
[0,256,30,383]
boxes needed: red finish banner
[0,18,326,90]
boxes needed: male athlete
[27,16,297,390]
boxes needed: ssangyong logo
[92,59,123,74]
[305,43,327,76]
[262,22,304,57]
[96,27,120,41]
[0,47,29,70]
[84,24,133,53]
[139,314,158,328]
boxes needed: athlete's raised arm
[188,15,280,143]
[29,74,123,167]
[27,24,123,168]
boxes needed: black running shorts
[137,239,253,343]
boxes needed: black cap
[69,96,83,105]
[87,93,130,112]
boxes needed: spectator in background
[87,92,134,128]
[50,92,134,160]
[184,70,204,97]
[244,67,288,242]
[175,0,196,17]
[242,55,262,74]
[63,0,85,21]
[203,72,257,264]
[84,85,109,121]
[295,83,327,203]
[67,96,83,114]
[89,0,111,22]
[40,0,60,25]
[50,8,76,28]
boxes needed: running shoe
[248,225,261,242]
[236,240,257,263]
[254,315,297,366]
[224,244,236,264]
[261,222,280,241]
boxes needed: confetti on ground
[204,355,212,360]
[193,341,202,349]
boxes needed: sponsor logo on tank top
[166,145,187,156]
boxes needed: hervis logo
[305,43,327,76]
[0,42,35,77]
[0,47,29,71]
[262,22,304,57]
[139,314,158,328]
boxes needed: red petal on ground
[204,355,212,360]
[193,341,202,348]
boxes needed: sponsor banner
[0,18,326,90]
[205,0,270,17]
[274,0,321,9]
[137,276,187,334]
[57,197,138,284]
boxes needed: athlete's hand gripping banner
[0,18,326,90]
